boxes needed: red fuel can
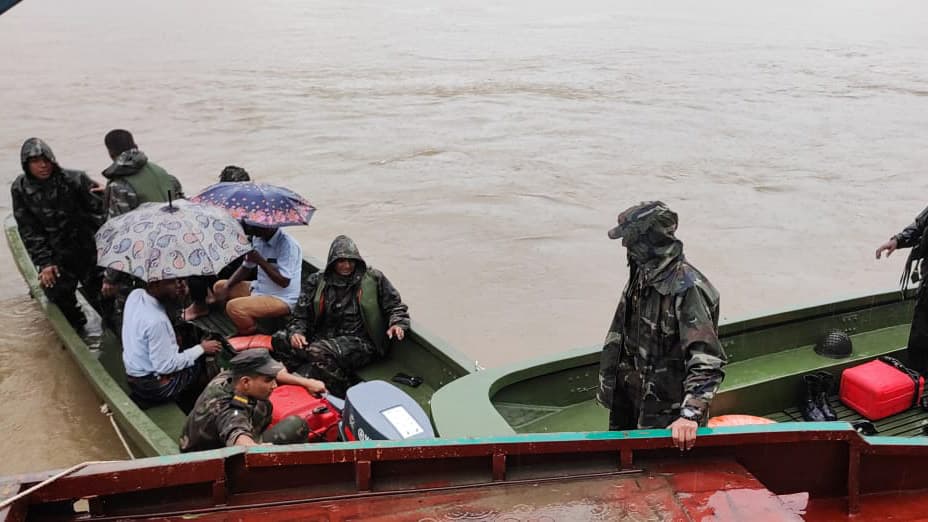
[840,359,924,421]
[269,385,341,442]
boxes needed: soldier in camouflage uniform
[11,138,104,329]
[99,129,184,332]
[597,201,726,451]
[876,207,928,374]
[277,235,410,397]
[179,349,326,452]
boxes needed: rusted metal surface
[5,425,928,521]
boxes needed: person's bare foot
[183,303,209,321]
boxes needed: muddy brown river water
[1,0,926,474]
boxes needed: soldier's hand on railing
[668,417,698,451]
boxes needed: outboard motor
[338,380,435,441]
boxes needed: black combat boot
[801,373,826,422]
[814,371,838,421]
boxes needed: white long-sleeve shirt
[122,288,203,377]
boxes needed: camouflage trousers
[907,286,928,375]
[273,334,377,398]
[44,255,101,329]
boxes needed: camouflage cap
[230,349,284,377]
[607,201,678,240]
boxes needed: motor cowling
[337,380,435,441]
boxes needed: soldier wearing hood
[11,138,104,329]
[876,207,928,374]
[597,201,726,451]
[99,129,184,331]
[280,235,410,396]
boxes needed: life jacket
[123,162,176,204]
[311,271,387,355]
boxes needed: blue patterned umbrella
[95,200,253,282]
[191,182,316,227]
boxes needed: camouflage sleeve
[215,402,258,447]
[104,179,139,218]
[376,271,410,330]
[596,301,625,409]
[895,206,928,249]
[676,287,727,419]
[75,171,105,225]
[11,183,56,268]
[287,274,319,338]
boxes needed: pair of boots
[802,371,837,422]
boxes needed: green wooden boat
[4,214,473,457]
[433,289,921,438]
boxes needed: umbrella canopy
[95,200,253,282]
[191,182,316,227]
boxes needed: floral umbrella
[95,200,253,282]
[190,182,316,227]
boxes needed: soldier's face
[243,375,277,400]
[27,157,53,180]
[335,259,355,276]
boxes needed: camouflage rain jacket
[11,138,104,270]
[597,202,726,429]
[102,149,183,219]
[892,206,928,292]
[287,235,410,356]
[179,371,272,452]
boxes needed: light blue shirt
[122,288,204,377]
[242,229,302,309]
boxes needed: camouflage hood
[324,235,368,285]
[608,201,687,294]
[102,149,149,179]
[20,138,60,176]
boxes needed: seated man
[11,138,104,330]
[122,278,222,408]
[183,166,252,321]
[179,349,327,452]
[213,224,302,334]
[282,235,410,396]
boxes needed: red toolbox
[840,358,924,421]
[268,385,341,442]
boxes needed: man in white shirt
[122,278,222,408]
[213,225,302,335]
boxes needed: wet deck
[767,395,928,437]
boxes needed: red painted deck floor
[147,459,814,521]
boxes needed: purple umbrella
[191,182,316,227]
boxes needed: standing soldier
[99,129,184,331]
[876,207,928,374]
[597,201,726,451]
[11,138,104,330]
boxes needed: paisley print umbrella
[95,200,252,282]
[191,182,316,227]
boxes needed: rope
[100,404,136,460]
[0,460,118,511]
